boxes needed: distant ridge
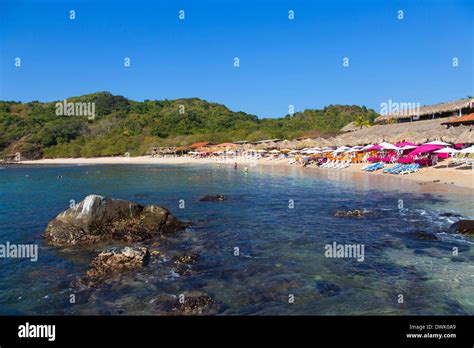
[0,92,378,159]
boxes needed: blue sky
[0,0,472,118]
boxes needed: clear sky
[0,0,472,118]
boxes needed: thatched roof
[340,121,368,133]
[375,98,474,123]
[455,128,473,144]
[331,118,472,147]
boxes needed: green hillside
[0,92,378,159]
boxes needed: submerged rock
[448,220,474,236]
[172,294,216,315]
[440,212,463,218]
[199,194,225,202]
[173,253,199,265]
[334,209,370,218]
[314,281,341,297]
[172,254,200,276]
[45,195,185,245]
[77,246,149,288]
[408,231,438,241]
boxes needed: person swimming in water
[234,162,238,170]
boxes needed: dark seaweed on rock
[45,195,185,246]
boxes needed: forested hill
[0,92,378,159]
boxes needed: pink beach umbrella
[408,144,444,156]
[395,141,417,147]
[364,144,383,151]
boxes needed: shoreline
[16,156,474,190]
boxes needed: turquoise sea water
[0,163,473,315]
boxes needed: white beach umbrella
[434,148,459,154]
[434,147,461,167]
[379,142,400,150]
[361,144,374,151]
[460,146,474,154]
[425,140,450,146]
[269,149,280,154]
[333,146,350,153]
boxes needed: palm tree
[353,115,371,129]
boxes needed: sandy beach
[18,156,474,190]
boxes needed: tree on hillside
[353,115,371,129]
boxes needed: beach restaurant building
[375,98,474,125]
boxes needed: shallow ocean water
[0,163,473,315]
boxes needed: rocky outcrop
[199,195,225,202]
[76,246,149,287]
[448,220,474,236]
[334,209,370,218]
[45,195,185,246]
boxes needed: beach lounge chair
[338,161,351,169]
[390,164,408,174]
[320,160,332,168]
[363,163,380,171]
[452,153,466,165]
[366,163,384,172]
[399,163,420,175]
[383,163,402,173]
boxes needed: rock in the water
[172,254,199,276]
[315,281,341,297]
[199,195,225,202]
[45,195,185,245]
[449,220,474,235]
[172,295,215,315]
[173,253,199,264]
[408,231,438,241]
[77,246,149,288]
[440,212,463,218]
[334,209,369,218]
[87,246,149,278]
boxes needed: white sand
[19,156,474,190]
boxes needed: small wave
[165,271,180,279]
[436,232,474,245]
